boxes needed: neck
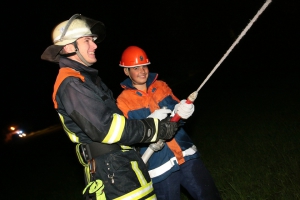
[133,83,146,91]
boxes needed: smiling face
[124,65,149,90]
[64,36,97,66]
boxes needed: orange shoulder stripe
[52,68,85,109]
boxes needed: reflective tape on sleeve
[102,114,125,144]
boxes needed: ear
[63,44,75,53]
[124,68,130,76]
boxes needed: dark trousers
[94,149,155,200]
[153,158,221,200]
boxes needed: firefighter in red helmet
[117,45,221,200]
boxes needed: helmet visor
[54,14,106,45]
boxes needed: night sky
[1,0,299,135]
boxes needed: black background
[1,0,299,136]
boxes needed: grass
[180,86,300,199]
[196,121,300,200]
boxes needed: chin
[89,59,97,63]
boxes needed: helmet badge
[140,56,144,61]
[60,26,65,34]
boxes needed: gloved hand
[157,117,179,140]
[171,99,195,119]
[147,108,172,121]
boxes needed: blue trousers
[153,158,221,200]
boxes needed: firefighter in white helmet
[41,14,179,200]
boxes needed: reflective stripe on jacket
[117,73,200,183]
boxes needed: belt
[88,142,121,158]
[79,142,121,164]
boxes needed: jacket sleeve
[57,77,159,145]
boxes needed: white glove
[147,108,172,121]
[171,99,195,119]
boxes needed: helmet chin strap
[61,41,93,66]
[73,41,93,67]
[75,49,92,66]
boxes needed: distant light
[19,133,26,137]
[10,127,16,131]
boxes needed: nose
[91,40,97,49]
[138,66,145,72]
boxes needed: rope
[196,0,272,93]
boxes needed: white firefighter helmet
[41,14,105,63]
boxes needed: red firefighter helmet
[119,46,150,67]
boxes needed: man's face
[125,65,149,86]
[76,36,98,65]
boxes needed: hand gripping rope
[142,0,272,164]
